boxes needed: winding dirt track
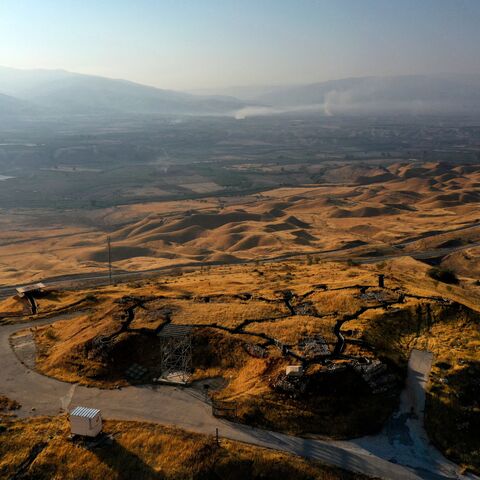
[1,315,476,480]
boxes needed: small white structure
[286,365,303,377]
[70,406,102,437]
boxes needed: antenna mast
[107,236,112,285]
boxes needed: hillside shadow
[211,449,358,480]
[364,301,480,362]
[425,361,480,474]
[217,422,372,479]
[91,437,164,480]
[445,360,480,408]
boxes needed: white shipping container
[70,406,102,437]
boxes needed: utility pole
[107,236,112,285]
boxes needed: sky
[1,0,479,90]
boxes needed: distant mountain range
[0,92,38,116]
[250,74,480,115]
[0,66,246,117]
[1,67,480,119]
[197,74,480,117]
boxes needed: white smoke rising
[233,103,327,119]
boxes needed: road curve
[0,316,476,480]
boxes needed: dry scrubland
[1,161,480,475]
[0,416,367,480]
[1,161,480,285]
[2,256,478,472]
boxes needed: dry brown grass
[0,288,99,325]
[2,162,480,288]
[0,395,21,411]
[308,291,365,316]
[351,297,480,473]
[20,257,479,466]
[244,315,338,346]
[169,298,288,328]
[0,296,28,317]
[213,358,397,438]
[0,416,368,480]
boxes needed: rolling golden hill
[1,161,480,286]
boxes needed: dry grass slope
[0,416,368,480]
[3,252,480,472]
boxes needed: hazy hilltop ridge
[2,68,480,118]
[0,66,247,116]
[247,74,480,115]
[0,92,38,117]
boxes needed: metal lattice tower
[158,324,193,383]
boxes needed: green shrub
[44,328,58,341]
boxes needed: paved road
[350,350,460,479]
[2,239,480,300]
[1,317,476,480]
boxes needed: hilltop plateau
[2,256,478,473]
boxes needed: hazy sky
[1,0,479,90]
